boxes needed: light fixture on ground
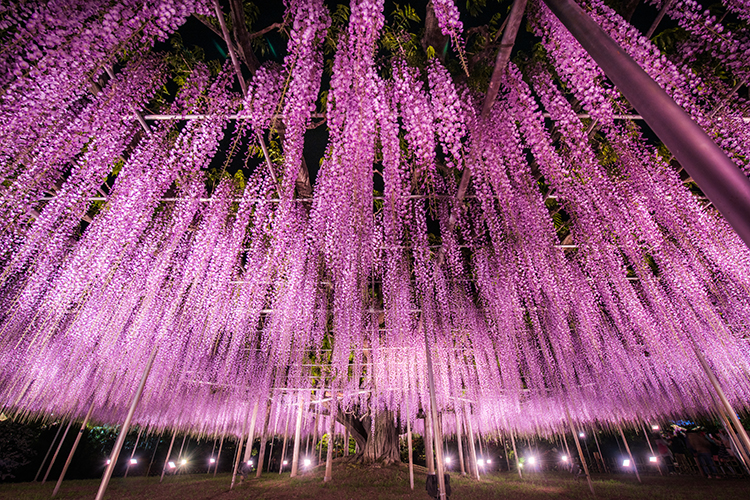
[477,459,485,467]
[303,458,311,467]
[130,458,137,465]
[209,458,216,464]
[168,462,176,469]
[652,425,660,431]
[623,459,631,467]
[106,459,111,465]
[649,456,658,463]
[528,456,536,465]
[181,459,187,465]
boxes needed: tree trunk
[335,408,400,465]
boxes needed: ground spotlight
[561,455,568,462]
[304,458,311,467]
[106,459,111,465]
[283,460,288,465]
[130,458,137,465]
[649,456,658,463]
[168,461,176,469]
[622,459,631,467]
[651,425,660,431]
[477,459,485,467]
[181,459,187,465]
[210,458,216,464]
[445,456,452,463]
[487,459,492,464]
[579,432,585,438]
[528,456,536,465]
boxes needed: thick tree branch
[422,1,450,62]
[229,0,260,74]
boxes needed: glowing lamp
[168,461,176,469]
[283,460,288,465]
[579,432,585,438]
[528,456,536,465]
[106,459,111,465]
[304,459,311,467]
[652,425,660,431]
[649,456,658,463]
[623,459,631,467]
[477,459,485,467]
[181,459,187,465]
[130,458,137,464]
[561,455,568,462]
[248,460,253,466]
[210,458,216,464]
[487,459,492,464]
[445,456,452,463]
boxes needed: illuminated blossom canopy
[1,0,750,445]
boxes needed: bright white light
[623,459,631,467]
[477,459,485,467]
[649,456,658,463]
[528,456,536,465]
[130,458,137,465]
[283,460,288,465]
[248,460,253,466]
[487,459,492,464]
[652,425,660,431]
[518,463,523,468]
[168,461,176,469]
[561,455,568,462]
[181,459,187,465]
[106,459,111,465]
[304,459,311,467]
[579,432,586,438]
[210,458,216,464]
[445,456,452,463]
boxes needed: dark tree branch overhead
[229,0,260,74]
[422,1,450,62]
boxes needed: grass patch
[1,463,748,499]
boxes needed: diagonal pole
[542,0,750,250]
[94,346,158,500]
[35,418,66,482]
[42,419,73,484]
[52,401,95,497]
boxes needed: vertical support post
[243,401,259,464]
[161,430,177,482]
[511,430,522,478]
[214,432,225,477]
[42,419,73,483]
[424,406,436,474]
[324,408,335,482]
[406,400,415,490]
[456,410,466,476]
[641,422,662,475]
[123,427,143,479]
[617,422,640,483]
[146,431,161,477]
[592,426,608,473]
[424,322,446,500]
[466,412,480,480]
[230,410,249,490]
[94,346,157,500]
[208,436,217,474]
[717,407,750,473]
[344,428,349,457]
[279,410,291,474]
[565,407,595,496]
[35,418,66,482]
[52,401,95,497]
[562,432,573,472]
[290,394,305,477]
[256,402,271,478]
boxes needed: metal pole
[35,418,66,481]
[424,323,447,500]
[146,432,161,477]
[161,430,177,482]
[324,409,334,482]
[230,411,248,490]
[42,419,73,484]
[592,426,608,473]
[466,412,480,480]
[94,346,158,500]
[279,410,291,474]
[565,408,595,495]
[123,427,143,479]
[243,401,259,463]
[290,394,304,477]
[424,406,436,474]
[511,430,522,478]
[542,0,750,250]
[456,410,466,476]
[695,347,750,457]
[617,423,641,483]
[256,402,271,478]
[406,400,414,490]
[641,422,662,475]
[52,402,95,497]
[214,432,225,477]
